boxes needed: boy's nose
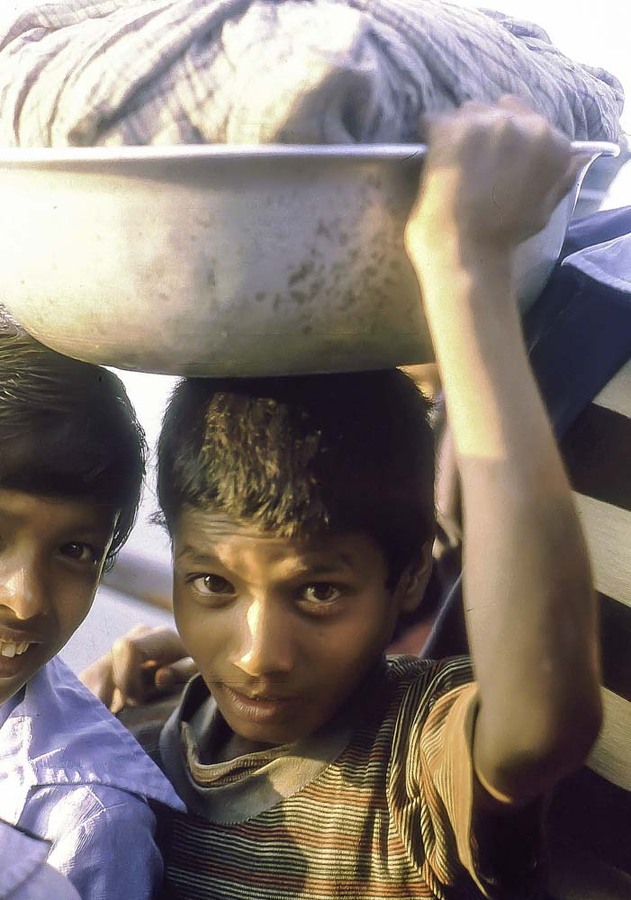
[0,563,49,621]
[234,599,294,678]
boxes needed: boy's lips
[220,683,300,723]
[0,640,40,678]
[0,627,46,677]
[0,628,45,645]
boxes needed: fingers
[110,625,190,706]
[496,94,536,115]
[111,624,188,673]
[502,95,591,209]
[425,94,570,158]
[154,657,198,689]
[79,656,128,714]
[80,656,118,708]
[80,624,193,712]
[412,94,581,248]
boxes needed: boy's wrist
[407,234,517,327]
[407,225,513,282]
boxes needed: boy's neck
[214,731,275,764]
[190,694,276,764]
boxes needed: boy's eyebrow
[290,553,357,574]
[55,513,118,537]
[174,544,219,565]
[175,543,355,573]
[0,499,114,536]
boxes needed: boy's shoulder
[0,655,184,813]
[377,654,477,758]
[382,653,474,707]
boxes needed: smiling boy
[0,331,184,898]
[90,99,602,898]
[0,490,115,684]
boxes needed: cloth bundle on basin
[0,0,623,147]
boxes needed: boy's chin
[0,670,34,706]
[0,642,49,704]
[215,683,322,748]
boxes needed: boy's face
[0,489,116,705]
[173,508,425,750]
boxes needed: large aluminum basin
[0,142,618,376]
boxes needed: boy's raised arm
[404,97,602,808]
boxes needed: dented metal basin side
[0,142,617,376]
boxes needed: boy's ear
[396,540,434,615]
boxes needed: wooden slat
[575,494,631,608]
[587,688,631,791]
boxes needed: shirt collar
[0,655,184,811]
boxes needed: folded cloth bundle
[0,0,624,147]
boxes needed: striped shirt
[155,656,543,899]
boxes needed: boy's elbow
[479,692,603,805]
[544,669,604,774]
[537,694,603,778]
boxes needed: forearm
[410,240,601,803]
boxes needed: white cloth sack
[0,0,624,147]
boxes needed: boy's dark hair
[0,331,146,568]
[157,370,435,586]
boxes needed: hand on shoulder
[80,624,196,714]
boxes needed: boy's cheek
[171,601,212,662]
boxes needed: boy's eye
[191,574,235,596]
[60,542,99,564]
[300,583,343,604]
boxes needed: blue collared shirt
[0,655,185,900]
[0,820,80,899]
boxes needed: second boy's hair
[157,370,435,586]
[0,332,146,567]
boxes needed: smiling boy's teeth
[0,641,30,658]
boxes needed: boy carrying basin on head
[0,330,185,898]
[87,98,602,898]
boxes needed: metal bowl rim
[0,140,619,167]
